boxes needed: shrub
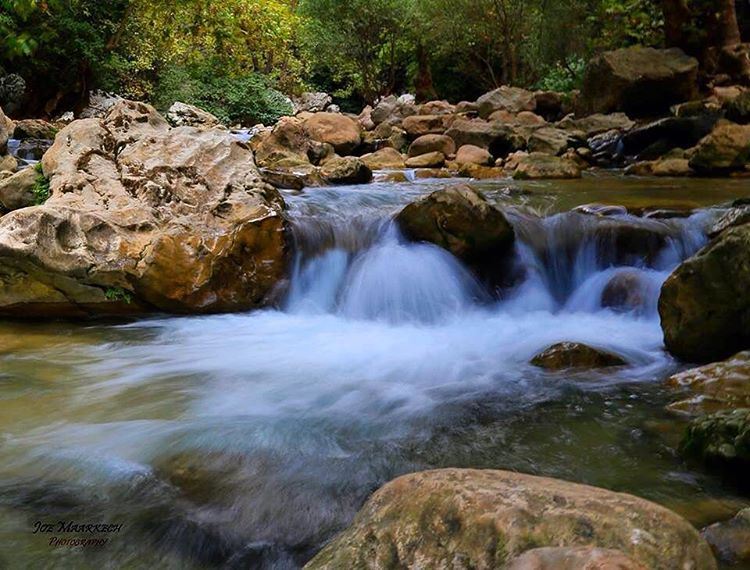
[31,162,50,205]
[535,57,587,93]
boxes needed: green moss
[104,287,133,304]
[31,163,50,205]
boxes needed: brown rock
[689,121,750,175]
[0,167,38,211]
[303,112,362,155]
[402,114,454,137]
[361,147,405,170]
[0,100,289,318]
[457,164,506,179]
[528,127,572,155]
[0,106,14,154]
[319,156,372,184]
[531,342,626,370]
[419,100,455,115]
[445,119,526,155]
[513,153,582,179]
[601,270,651,314]
[455,144,493,166]
[477,86,537,118]
[304,469,716,570]
[13,119,58,140]
[0,154,17,173]
[702,508,750,566]
[254,116,312,168]
[408,134,456,158]
[507,547,646,570]
[405,151,446,168]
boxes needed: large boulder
[507,547,646,570]
[531,342,626,370]
[659,223,750,362]
[455,144,493,166]
[0,167,38,211]
[620,115,719,160]
[360,147,405,170]
[319,156,372,184]
[304,469,716,570]
[166,102,222,128]
[477,86,537,118]
[253,116,312,168]
[513,153,582,179]
[396,184,514,268]
[303,112,361,155]
[558,113,635,138]
[402,114,454,137]
[527,127,573,156]
[578,47,699,116]
[12,119,58,141]
[408,133,455,158]
[666,352,750,416]
[445,119,526,156]
[0,100,288,318]
[688,121,750,175]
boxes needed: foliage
[31,162,49,205]
[104,287,133,304]
[536,57,587,92]
[153,64,293,126]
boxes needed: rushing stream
[1,174,750,569]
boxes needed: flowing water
[1,174,749,569]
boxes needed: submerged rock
[396,184,514,269]
[702,508,750,566]
[659,223,750,362]
[577,47,699,116]
[0,100,289,318]
[531,342,626,370]
[666,351,750,415]
[601,270,651,314]
[304,469,716,569]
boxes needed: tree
[661,0,741,60]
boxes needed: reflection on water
[0,174,749,568]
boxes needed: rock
[457,164,506,179]
[386,126,408,153]
[370,95,417,126]
[0,100,288,318]
[304,469,717,570]
[357,105,374,131]
[688,121,750,175]
[292,92,332,114]
[0,106,14,154]
[319,156,372,184]
[533,91,565,121]
[578,47,699,116]
[455,101,479,114]
[408,134,455,158]
[527,127,572,156]
[166,102,221,128]
[445,119,526,156]
[513,153,582,179]
[709,204,750,238]
[419,100,454,115]
[259,168,306,190]
[396,184,514,268]
[558,113,635,138]
[303,112,362,155]
[680,409,750,485]
[79,91,123,119]
[701,508,750,566]
[531,342,626,370]
[361,147,405,170]
[724,91,750,125]
[601,270,653,314]
[253,116,312,168]
[402,114,453,138]
[626,157,693,177]
[12,119,57,141]
[0,154,16,173]
[666,352,750,416]
[0,167,38,211]
[0,73,25,115]
[620,116,719,160]
[455,145,493,166]
[506,547,646,570]
[672,99,722,118]
[405,151,445,168]
[659,223,750,362]
[477,86,537,118]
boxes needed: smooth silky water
[1,174,749,569]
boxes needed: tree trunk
[414,43,437,102]
[662,0,741,57]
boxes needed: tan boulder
[531,342,626,370]
[507,547,646,570]
[419,100,455,115]
[402,114,454,137]
[455,144,493,166]
[528,126,572,155]
[408,133,456,158]
[689,121,750,175]
[253,116,312,168]
[166,102,222,128]
[305,469,717,570]
[361,147,405,170]
[477,86,537,118]
[405,151,445,168]
[0,106,14,154]
[0,100,288,318]
[513,153,582,179]
[0,167,38,211]
[13,119,58,140]
[319,156,372,184]
[457,163,506,179]
[303,112,361,155]
[0,154,17,172]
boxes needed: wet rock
[558,113,634,138]
[303,113,361,155]
[0,100,289,318]
[408,134,455,158]
[304,469,716,570]
[360,147,405,170]
[531,342,626,370]
[0,167,38,211]
[513,153,582,179]
[405,151,445,168]
[689,121,750,175]
[477,86,537,118]
[620,115,719,160]
[396,184,514,269]
[166,102,222,128]
[680,409,750,487]
[527,127,573,156]
[659,223,750,362]
[666,352,750,416]
[708,204,750,238]
[402,114,454,138]
[601,270,651,314]
[455,144,493,166]
[445,118,526,156]
[319,156,372,184]
[578,47,699,116]
[506,547,646,570]
[259,168,306,190]
[12,119,57,141]
[701,508,750,566]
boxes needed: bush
[153,64,293,127]
[535,57,587,93]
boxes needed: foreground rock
[507,547,646,570]
[666,351,750,415]
[659,223,750,362]
[531,342,626,370]
[577,46,699,116]
[0,100,288,317]
[702,508,750,566]
[396,185,514,269]
[305,469,716,569]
